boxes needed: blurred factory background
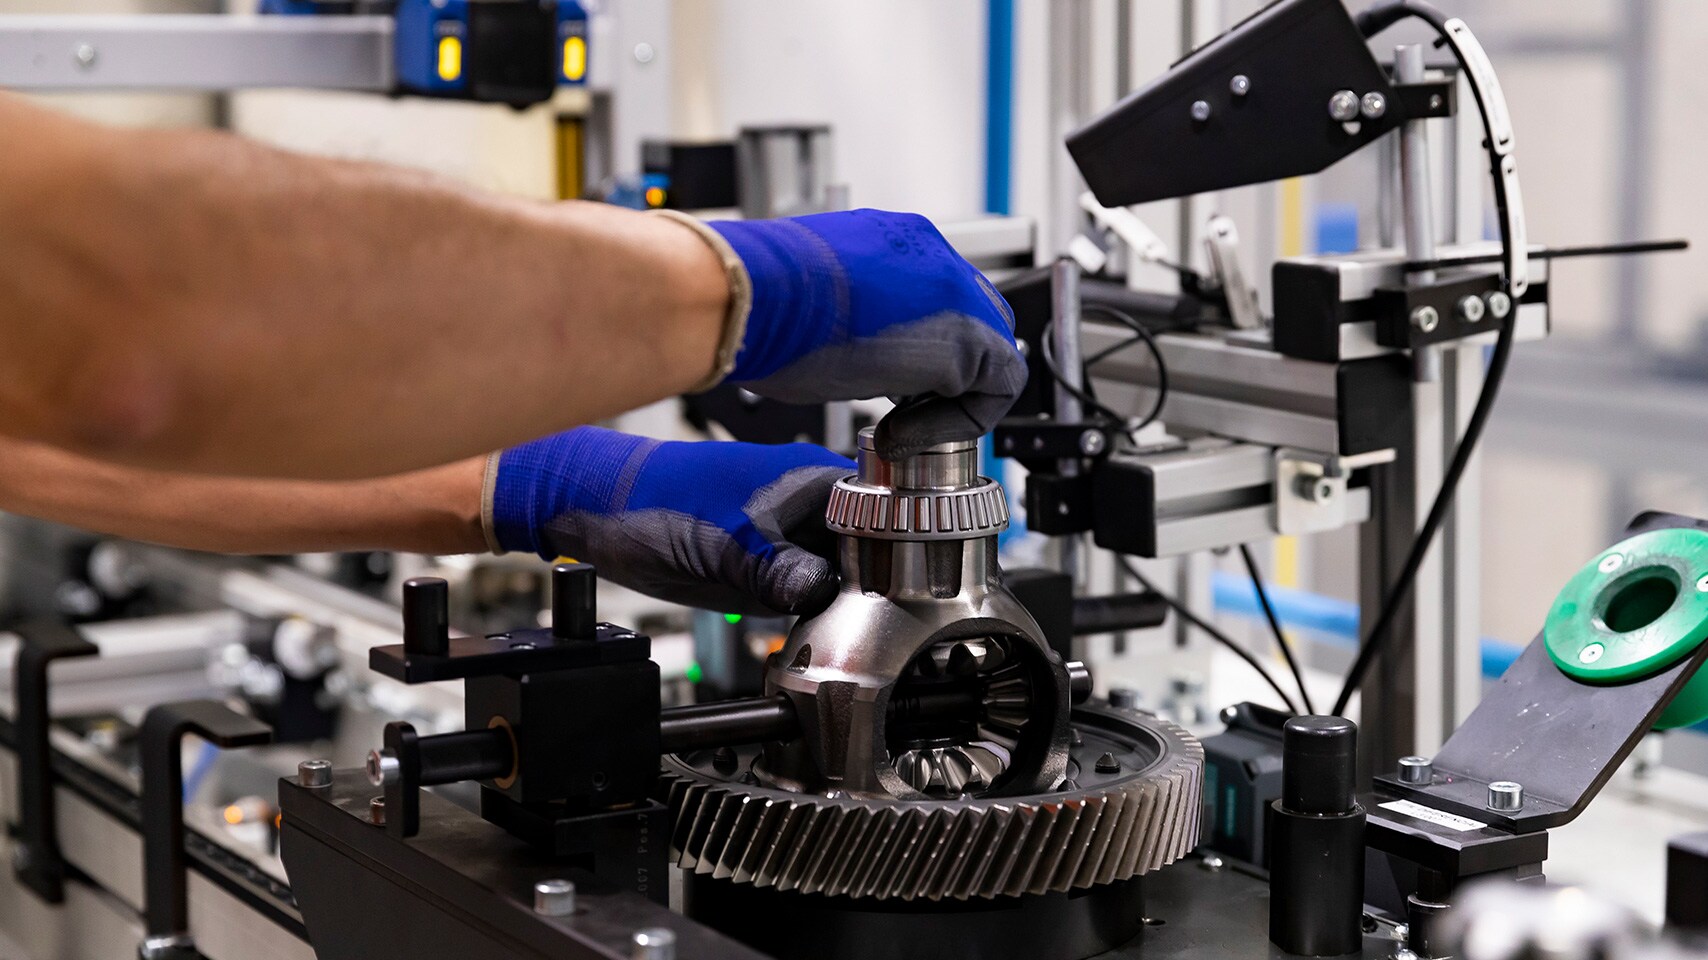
[0,1,1705,957]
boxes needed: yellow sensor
[437,35,463,82]
[644,186,666,208]
[562,35,587,82]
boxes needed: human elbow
[44,346,184,464]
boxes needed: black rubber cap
[552,563,598,640]
[1281,715,1357,815]
[401,578,449,657]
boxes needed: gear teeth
[661,713,1202,902]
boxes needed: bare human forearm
[0,94,728,479]
[0,437,488,556]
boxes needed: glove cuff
[487,427,657,560]
[652,209,752,393]
[480,451,505,555]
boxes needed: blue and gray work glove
[485,427,853,615]
[679,208,1026,460]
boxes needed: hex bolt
[1079,429,1107,457]
[367,749,400,787]
[368,796,387,826]
[1410,305,1440,334]
[1107,687,1140,710]
[1457,295,1486,323]
[712,747,739,774]
[534,878,577,917]
[1328,89,1360,121]
[1095,752,1121,774]
[1294,474,1336,505]
[631,927,677,960]
[1360,91,1387,119]
[1229,74,1251,96]
[1486,780,1524,811]
[1486,290,1513,320]
[1190,99,1212,122]
[1397,756,1433,785]
[298,759,333,789]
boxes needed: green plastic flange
[1543,527,1708,729]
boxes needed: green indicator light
[724,613,743,625]
[686,662,703,684]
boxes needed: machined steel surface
[662,705,1202,902]
[0,15,393,91]
[761,429,1071,800]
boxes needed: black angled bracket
[382,720,422,840]
[11,619,98,904]
[138,701,271,959]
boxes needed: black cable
[1039,318,1129,424]
[1330,1,1523,716]
[1238,544,1315,715]
[1116,555,1301,715]
[1081,304,1169,431]
[1331,324,1515,716]
[1039,306,1171,438]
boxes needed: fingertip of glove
[765,550,839,618]
[874,396,984,461]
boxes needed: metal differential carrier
[661,428,1204,960]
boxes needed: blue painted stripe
[984,0,1014,215]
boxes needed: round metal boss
[1543,527,1708,728]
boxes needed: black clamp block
[993,418,1120,466]
[1394,78,1456,119]
[138,701,271,958]
[382,721,423,840]
[11,619,98,903]
[1668,831,1708,931]
[370,569,650,685]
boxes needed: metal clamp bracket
[1274,447,1394,536]
[10,619,98,904]
[138,701,271,958]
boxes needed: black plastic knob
[552,563,597,640]
[402,578,450,657]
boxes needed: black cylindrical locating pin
[1282,714,1357,814]
[552,563,597,640]
[401,578,450,657]
[1269,715,1365,957]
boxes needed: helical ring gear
[659,705,1203,903]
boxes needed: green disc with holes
[1543,527,1708,728]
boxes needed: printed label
[1379,799,1487,832]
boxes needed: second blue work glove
[486,427,853,615]
[708,209,1026,460]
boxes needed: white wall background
[671,0,989,222]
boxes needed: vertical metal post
[1046,0,1093,256]
[1050,259,1084,583]
[1359,44,1447,780]
[1398,44,1440,385]
[1443,70,1486,730]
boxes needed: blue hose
[182,741,220,803]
